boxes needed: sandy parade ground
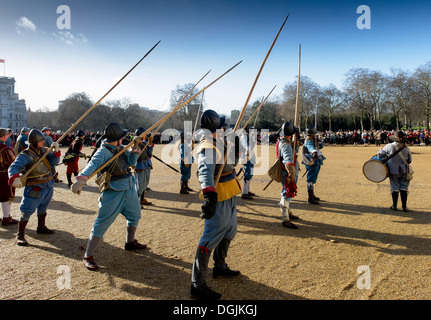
[1,143,431,303]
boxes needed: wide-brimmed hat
[103,123,128,142]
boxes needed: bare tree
[413,61,431,130]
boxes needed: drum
[362,157,388,183]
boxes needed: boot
[16,220,29,246]
[67,174,73,188]
[36,213,55,234]
[213,238,241,279]
[1,216,19,226]
[390,191,399,211]
[140,192,152,205]
[185,181,194,192]
[191,246,221,300]
[241,180,253,200]
[308,190,319,204]
[400,190,409,212]
[180,181,189,194]
[280,199,298,229]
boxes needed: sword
[152,155,180,173]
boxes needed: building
[0,76,28,132]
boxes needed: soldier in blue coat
[8,129,61,245]
[134,128,153,206]
[239,125,256,200]
[71,123,147,271]
[179,131,194,194]
[302,128,325,204]
[13,127,30,155]
[277,122,300,229]
[190,110,242,300]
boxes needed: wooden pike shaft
[214,14,289,187]
[238,84,276,135]
[138,70,211,157]
[20,41,161,183]
[87,60,242,180]
[292,44,301,157]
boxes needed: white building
[0,76,28,132]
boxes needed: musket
[87,60,242,180]
[20,41,161,185]
[214,15,289,187]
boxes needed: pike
[19,41,161,185]
[215,14,289,187]
[137,70,211,158]
[88,60,242,180]
[237,84,276,136]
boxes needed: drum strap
[382,144,405,164]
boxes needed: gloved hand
[200,191,218,219]
[71,176,87,195]
[12,175,23,188]
[148,135,153,144]
[312,151,319,159]
[131,136,142,150]
[286,164,295,183]
[52,142,60,153]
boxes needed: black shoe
[213,266,241,279]
[241,193,254,200]
[289,213,300,220]
[190,284,222,300]
[282,220,298,229]
[248,192,257,197]
[390,206,397,211]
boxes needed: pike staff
[137,70,211,159]
[214,14,289,187]
[20,41,161,184]
[88,60,243,180]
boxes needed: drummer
[377,130,412,212]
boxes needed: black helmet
[200,110,225,133]
[306,128,316,136]
[104,123,128,142]
[76,130,86,137]
[279,122,297,137]
[28,129,45,146]
[134,127,146,137]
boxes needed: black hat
[200,110,225,133]
[103,123,128,142]
[306,128,316,136]
[76,130,86,137]
[134,127,146,137]
[28,129,45,146]
[280,122,297,137]
[396,130,405,138]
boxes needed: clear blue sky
[1,0,430,117]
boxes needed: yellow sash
[196,140,242,202]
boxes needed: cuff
[75,175,88,181]
[8,173,20,186]
[202,186,217,194]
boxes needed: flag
[0,59,4,63]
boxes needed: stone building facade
[0,76,28,132]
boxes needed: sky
[1,0,431,117]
